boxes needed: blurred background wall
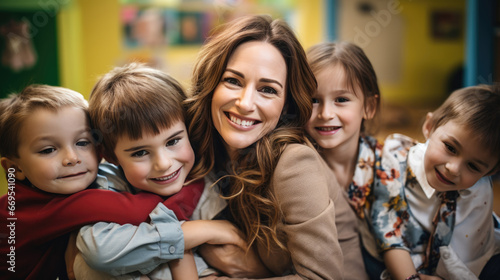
[0,0,498,196]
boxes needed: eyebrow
[123,130,184,152]
[225,69,284,89]
[32,128,90,143]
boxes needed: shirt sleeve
[76,203,184,276]
[371,135,414,252]
[435,246,478,280]
[448,176,496,276]
[261,144,343,280]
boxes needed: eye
[444,142,456,154]
[312,98,320,104]
[166,138,180,147]
[336,97,349,103]
[39,147,56,154]
[259,86,277,95]
[76,140,91,147]
[467,162,480,172]
[131,150,148,157]
[223,77,240,86]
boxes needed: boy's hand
[182,220,246,250]
[198,243,273,278]
[419,274,443,280]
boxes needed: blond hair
[0,84,88,159]
[89,63,187,163]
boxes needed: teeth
[317,127,339,131]
[154,170,178,181]
[230,115,255,127]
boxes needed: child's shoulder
[379,133,419,160]
[96,162,134,193]
[383,133,419,148]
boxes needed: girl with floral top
[305,41,380,279]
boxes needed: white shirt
[406,142,496,278]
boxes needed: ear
[1,157,26,181]
[422,112,433,139]
[363,95,378,120]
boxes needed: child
[305,41,380,280]
[0,85,183,279]
[371,84,500,280]
[72,63,244,279]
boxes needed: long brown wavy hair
[185,15,317,251]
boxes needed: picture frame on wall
[430,10,463,40]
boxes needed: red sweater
[0,180,204,280]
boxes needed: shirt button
[442,252,450,259]
[169,246,176,254]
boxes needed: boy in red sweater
[0,85,173,279]
[0,84,241,279]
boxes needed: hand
[182,220,247,250]
[198,243,273,278]
[418,274,443,280]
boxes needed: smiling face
[211,41,287,157]
[113,120,194,196]
[9,106,98,194]
[306,65,370,153]
[423,120,497,192]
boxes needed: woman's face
[211,41,287,156]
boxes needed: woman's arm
[265,144,343,279]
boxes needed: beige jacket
[192,143,367,279]
[256,144,367,280]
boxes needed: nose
[445,159,460,177]
[318,102,335,120]
[154,150,173,172]
[235,86,255,112]
[62,147,81,166]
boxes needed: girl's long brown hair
[185,15,316,251]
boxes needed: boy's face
[113,120,194,196]
[9,106,98,194]
[424,120,497,192]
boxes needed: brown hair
[0,84,88,159]
[185,15,317,251]
[426,84,500,171]
[89,63,187,164]
[307,41,381,135]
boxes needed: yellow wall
[339,0,465,107]
[0,0,324,195]
[58,0,325,98]
[384,0,465,107]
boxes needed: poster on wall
[121,5,217,48]
[120,0,294,49]
[430,10,462,40]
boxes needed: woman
[186,15,361,279]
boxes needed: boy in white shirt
[371,84,500,280]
